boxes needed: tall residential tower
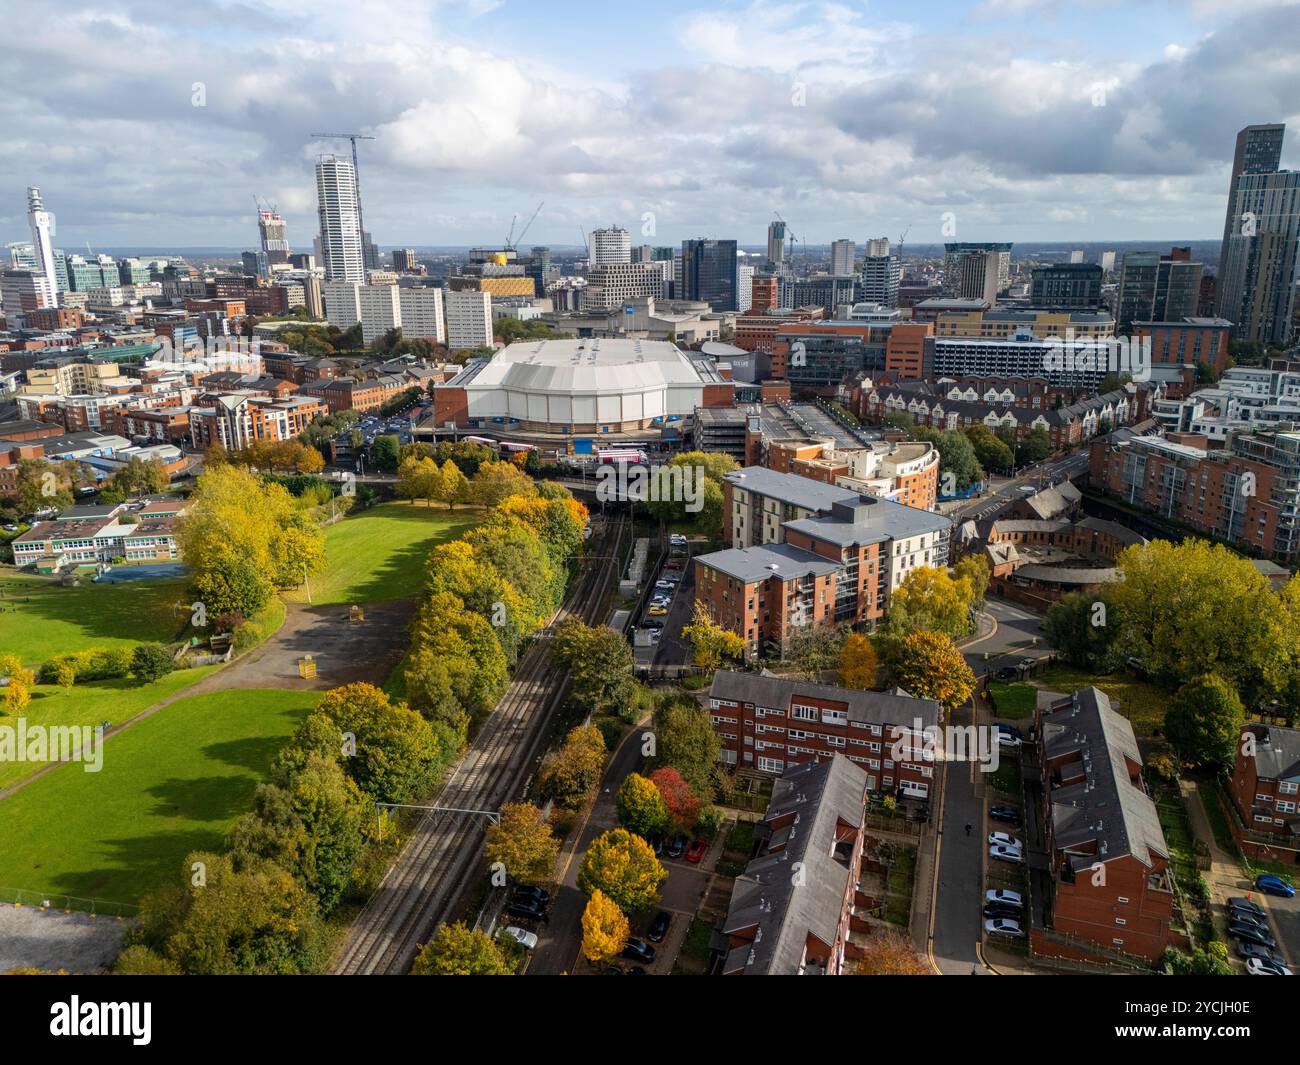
[315,156,365,283]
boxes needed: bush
[695,805,725,839]
[592,715,625,751]
[132,642,175,683]
[39,646,133,685]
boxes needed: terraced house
[1228,723,1300,864]
[705,670,941,799]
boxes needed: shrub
[39,646,133,685]
[132,642,175,683]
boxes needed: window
[757,757,785,773]
[1256,794,1272,803]
[791,704,818,721]
[1116,896,1130,905]
[821,709,848,726]
[1114,918,1126,926]
[1280,782,1298,795]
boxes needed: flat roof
[695,542,841,584]
[725,466,859,511]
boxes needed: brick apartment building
[721,755,872,974]
[1228,723,1300,865]
[299,374,408,414]
[188,392,328,450]
[706,670,941,797]
[1088,426,1300,561]
[1133,318,1232,378]
[695,467,951,655]
[1033,688,1176,965]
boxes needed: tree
[554,618,638,718]
[471,461,536,507]
[370,434,401,473]
[913,427,982,489]
[1044,589,1123,671]
[682,601,747,671]
[1164,674,1245,773]
[395,456,441,506]
[312,683,444,804]
[131,642,174,684]
[537,724,607,806]
[581,889,630,965]
[855,930,931,975]
[953,554,991,611]
[1014,426,1054,466]
[838,632,879,690]
[886,629,975,712]
[484,802,559,885]
[578,829,667,914]
[435,459,470,509]
[54,659,77,694]
[786,623,848,680]
[616,773,670,838]
[962,424,1014,473]
[888,566,975,638]
[650,696,721,800]
[649,767,700,831]
[192,552,272,617]
[0,654,34,716]
[412,923,512,975]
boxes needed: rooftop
[695,542,841,584]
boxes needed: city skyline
[2,0,1299,248]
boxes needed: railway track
[330,513,628,975]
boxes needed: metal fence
[0,885,137,919]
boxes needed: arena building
[430,337,734,435]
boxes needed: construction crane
[310,132,377,254]
[774,211,800,272]
[897,224,911,263]
[505,201,544,253]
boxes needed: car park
[621,938,656,964]
[989,806,1021,825]
[988,832,1022,849]
[1256,874,1295,898]
[647,911,671,943]
[1246,957,1292,976]
[506,899,549,923]
[989,844,1024,864]
[1228,896,1266,918]
[686,840,707,863]
[1228,921,1277,949]
[500,926,538,950]
[1236,940,1285,965]
[512,885,551,907]
[983,918,1025,938]
[985,889,1024,908]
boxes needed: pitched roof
[709,670,941,730]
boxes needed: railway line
[331,512,628,975]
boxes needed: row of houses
[11,498,186,572]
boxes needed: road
[330,513,628,975]
[961,598,1050,678]
[947,452,1089,524]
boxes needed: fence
[1,884,138,919]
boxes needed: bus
[597,448,649,466]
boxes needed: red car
[685,840,707,863]
[664,560,681,571]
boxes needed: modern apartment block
[682,238,738,312]
[1088,426,1300,560]
[695,467,951,654]
[444,288,494,350]
[1216,167,1300,346]
[315,155,365,283]
[830,239,856,276]
[1228,723,1300,864]
[188,392,328,450]
[1115,248,1203,333]
[1033,688,1175,965]
[706,670,940,794]
[1132,317,1233,378]
[587,226,631,266]
[721,755,871,975]
[941,243,1012,302]
[1029,263,1103,308]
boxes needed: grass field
[0,688,320,904]
[987,681,1038,720]
[287,502,478,605]
[0,573,190,666]
[0,666,219,791]
[1035,665,1173,742]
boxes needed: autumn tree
[888,565,975,638]
[435,459,471,508]
[855,930,931,975]
[0,654,35,715]
[412,923,512,975]
[682,601,747,671]
[953,553,991,611]
[650,767,700,831]
[616,773,670,838]
[537,724,607,806]
[554,618,637,719]
[578,829,667,915]
[581,889,631,965]
[886,629,975,712]
[395,455,440,506]
[838,632,879,690]
[1164,673,1245,773]
[650,696,721,801]
[484,802,559,885]
[471,461,537,507]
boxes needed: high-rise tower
[315,156,364,283]
[26,187,59,307]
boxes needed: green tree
[370,434,401,473]
[554,618,638,719]
[962,424,1014,473]
[411,922,512,975]
[1014,426,1054,466]
[537,724,607,806]
[131,642,175,684]
[616,773,670,838]
[913,427,983,490]
[1164,674,1245,773]
[650,696,720,800]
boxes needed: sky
[2,0,1299,250]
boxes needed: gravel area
[0,905,129,974]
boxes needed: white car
[655,580,675,590]
[984,918,1025,937]
[996,732,1022,749]
[989,843,1024,864]
[1246,957,1292,976]
[988,832,1022,850]
[500,925,538,950]
[985,889,1024,908]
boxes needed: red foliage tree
[649,767,699,831]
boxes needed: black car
[1229,906,1268,929]
[511,885,551,907]
[506,899,549,924]
[1228,921,1276,949]
[989,806,1021,825]
[647,834,665,857]
[647,911,672,943]
[1228,896,1266,919]
[604,965,624,975]
[1236,940,1285,965]
[982,903,1023,920]
[996,723,1023,740]
[666,835,687,860]
[621,938,656,964]
[625,966,647,975]
[641,618,665,630]
[995,666,1018,681]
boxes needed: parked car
[655,580,675,590]
[621,938,657,964]
[995,724,1023,740]
[983,918,1025,938]
[647,834,665,857]
[988,831,1022,850]
[1237,940,1286,965]
[1229,907,1269,930]
[996,732,1022,750]
[989,844,1024,865]
[1228,921,1277,949]
[603,965,624,975]
[666,835,687,860]
[1228,896,1266,918]
[985,889,1024,908]
[995,666,1018,681]
[649,630,662,644]
[648,605,668,616]
[659,573,680,583]
[500,926,538,950]
[640,618,664,630]
[983,903,1023,920]
[989,806,1021,825]
[664,560,681,571]
[1246,957,1292,976]
[1017,658,1036,671]
[511,885,551,907]
[506,899,549,923]
[647,911,672,943]
[686,840,707,863]
[1256,874,1296,898]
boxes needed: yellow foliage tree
[580,889,630,965]
[888,628,975,712]
[838,632,878,690]
[682,601,747,671]
[0,654,34,715]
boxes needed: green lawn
[0,688,320,904]
[0,573,190,666]
[0,666,219,791]
[1035,665,1173,742]
[987,681,1037,720]
[287,502,478,605]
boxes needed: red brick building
[1227,724,1300,864]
